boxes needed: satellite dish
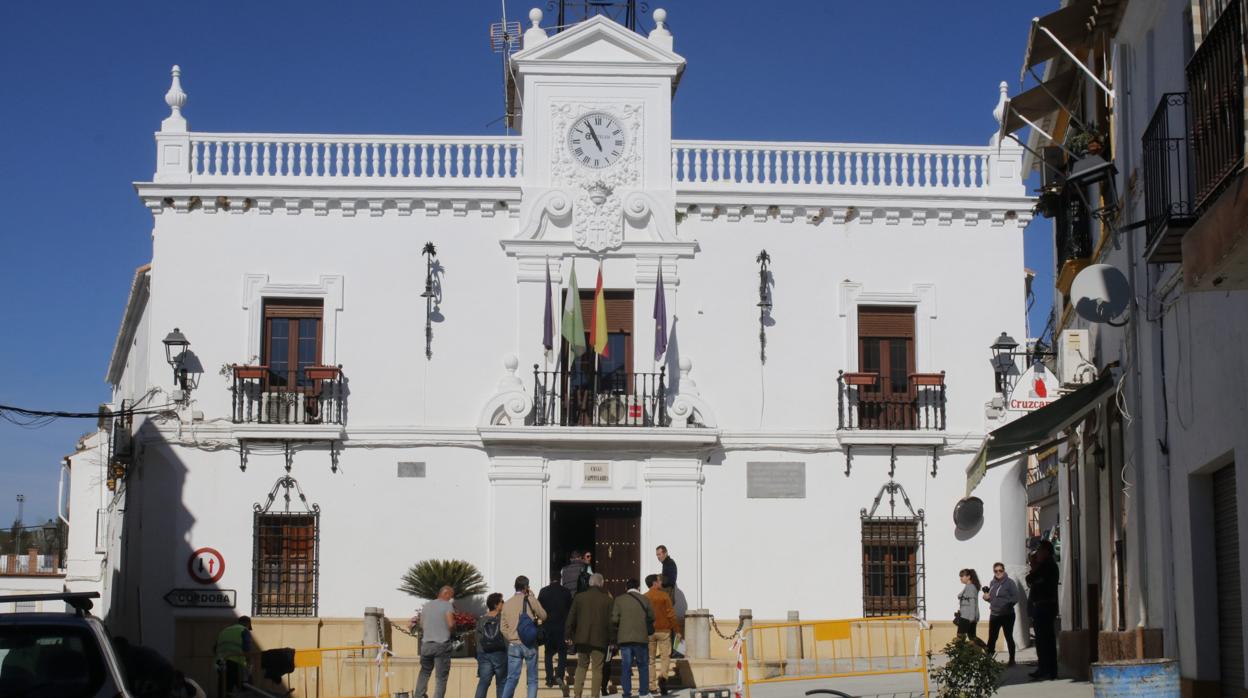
[953,497,985,531]
[1071,264,1130,324]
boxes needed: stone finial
[649,8,673,51]
[161,65,188,132]
[524,8,548,49]
[992,80,1008,126]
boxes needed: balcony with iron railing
[231,364,346,426]
[531,365,669,427]
[1026,458,1059,505]
[0,551,63,577]
[1143,93,1197,263]
[1187,0,1244,211]
[837,371,947,431]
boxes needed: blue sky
[0,0,1053,526]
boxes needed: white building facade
[92,10,1034,658]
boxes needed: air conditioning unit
[597,394,650,426]
[1058,329,1095,385]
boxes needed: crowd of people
[413,545,683,698]
[952,540,1060,680]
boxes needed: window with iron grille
[252,511,319,617]
[861,519,922,616]
[860,479,926,618]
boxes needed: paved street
[682,648,1092,698]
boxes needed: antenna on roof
[490,1,523,134]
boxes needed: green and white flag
[561,264,587,357]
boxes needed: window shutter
[579,291,634,333]
[264,299,324,318]
[858,307,915,337]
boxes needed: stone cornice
[134,182,523,218]
[675,191,1035,228]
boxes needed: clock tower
[508,8,685,253]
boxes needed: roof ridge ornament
[524,8,548,49]
[161,65,188,133]
[648,8,673,51]
[993,80,1008,126]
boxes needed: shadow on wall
[105,419,280,695]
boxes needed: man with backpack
[475,593,509,698]
[500,575,547,698]
[560,551,590,595]
[611,578,655,698]
[539,576,573,695]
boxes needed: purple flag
[543,259,554,353]
[653,262,667,361]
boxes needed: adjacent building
[984,0,1248,691]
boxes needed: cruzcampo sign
[1007,363,1061,412]
[164,588,236,608]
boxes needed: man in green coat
[610,579,654,698]
[565,573,613,698]
[215,616,254,693]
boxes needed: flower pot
[910,373,945,387]
[843,372,879,387]
[304,366,340,381]
[233,365,267,380]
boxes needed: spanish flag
[591,263,609,357]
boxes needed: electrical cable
[0,401,178,429]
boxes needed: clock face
[567,112,627,170]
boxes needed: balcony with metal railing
[1187,0,1244,211]
[0,551,63,577]
[231,364,346,426]
[1143,93,1197,263]
[531,366,669,427]
[837,371,947,431]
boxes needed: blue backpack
[517,597,542,648]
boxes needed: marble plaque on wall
[746,462,806,498]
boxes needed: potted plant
[232,364,267,380]
[400,559,488,655]
[930,635,1005,697]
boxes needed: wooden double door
[550,501,641,598]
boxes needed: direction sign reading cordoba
[164,588,236,608]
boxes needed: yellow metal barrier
[282,644,392,698]
[741,616,929,698]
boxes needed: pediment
[512,15,684,71]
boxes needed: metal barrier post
[740,609,756,660]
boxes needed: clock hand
[585,124,603,152]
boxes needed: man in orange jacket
[643,574,679,695]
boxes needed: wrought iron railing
[1187,0,1245,210]
[837,371,946,431]
[531,366,669,427]
[231,365,346,425]
[1143,93,1197,261]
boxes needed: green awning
[966,373,1116,495]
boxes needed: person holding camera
[983,562,1019,665]
[954,569,982,642]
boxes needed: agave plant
[399,559,487,600]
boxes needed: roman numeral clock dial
[568,111,627,170]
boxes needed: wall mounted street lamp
[421,243,437,360]
[990,331,1053,397]
[757,250,772,364]
[162,327,191,392]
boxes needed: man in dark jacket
[983,562,1020,666]
[560,551,589,595]
[565,573,613,698]
[539,576,573,693]
[1026,541,1059,680]
[611,578,655,698]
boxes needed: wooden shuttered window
[262,299,324,390]
[577,291,634,333]
[858,306,915,338]
[861,519,921,616]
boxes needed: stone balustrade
[672,140,995,191]
[183,135,524,181]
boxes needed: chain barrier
[710,616,745,641]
